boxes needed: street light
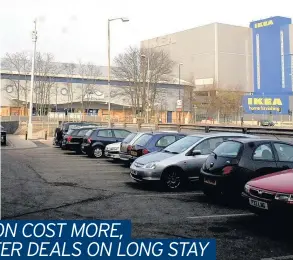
[178,63,183,100]
[28,19,37,139]
[178,63,183,124]
[141,54,150,123]
[107,17,129,127]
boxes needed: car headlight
[275,193,293,202]
[244,184,251,194]
[143,162,157,169]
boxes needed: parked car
[200,138,293,198]
[61,127,83,150]
[128,132,186,162]
[260,120,275,126]
[81,128,132,158]
[119,132,147,163]
[54,122,100,147]
[62,126,98,153]
[130,133,256,190]
[242,169,293,215]
[1,125,7,146]
[105,142,121,160]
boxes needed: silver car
[130,133,257,190]
[119,132,146,162]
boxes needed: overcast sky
[0,0,292,66]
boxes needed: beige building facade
[141,23,253,93]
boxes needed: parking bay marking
[125,192,204,198]
[187,213,255,219]
[261,256,293,260]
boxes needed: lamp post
[28,19,37,139]
[107,17,129,127]
[141,54,150,123]
[178,63,183,123]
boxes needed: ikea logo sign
[247,98,282,106]
[254,20,274,28]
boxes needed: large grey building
[141,23,253,93]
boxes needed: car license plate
[131,170,137,175]
[131,151,137,156]
[204,178,217,186]
[249,198,268,210]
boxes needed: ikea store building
[141,16,293,119]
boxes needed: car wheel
[162,168,184,191]
[92,146,104,158]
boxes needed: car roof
[190,132,258,138]
[227,138,290,144]
[91,128,131,131]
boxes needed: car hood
[135,151,175,164]
[248,169,293,194]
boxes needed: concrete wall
[217,24,253,92]
[141,24,215,84]
[141,23,252,92]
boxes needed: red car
[242,169,293,215]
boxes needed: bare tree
[84,63,101,112]
[76,60,88,113]
[112,46,174,120]
[63,63,76,112]
[34,52,57,115]
[184,79,244,124]
[1,52,31,114]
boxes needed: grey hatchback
[130,133,257,190]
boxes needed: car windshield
[77,129,92,136]
[162,136,203,154]
[122,133,137,143]
[133,134,152,146]
[85,130,93,137]
[213,141,242,158]
[66,129,75,135]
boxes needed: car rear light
[67,136,72,142]
[127,145,132,151]
[222,166,233,175]
[87,138,92,144]
[142,149,149,155]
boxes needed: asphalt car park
[2,134,293,260]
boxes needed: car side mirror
[191,150,201,156]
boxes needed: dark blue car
[128,132,186,161]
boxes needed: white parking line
[127,192,204,197]
[261,256,293,260]
[187,213,255,219]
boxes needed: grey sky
[0,0,292,66]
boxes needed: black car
[81,128,132,158]
[200,138,293,198]
[1,126,7,146]
[54,122,100,147]
[62,126,98,153]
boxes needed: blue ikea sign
[250,16,292,95]
[242,95,289,115]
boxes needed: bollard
[45,131,48,140]
[205,126,210,133]
[25,131,28,140]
